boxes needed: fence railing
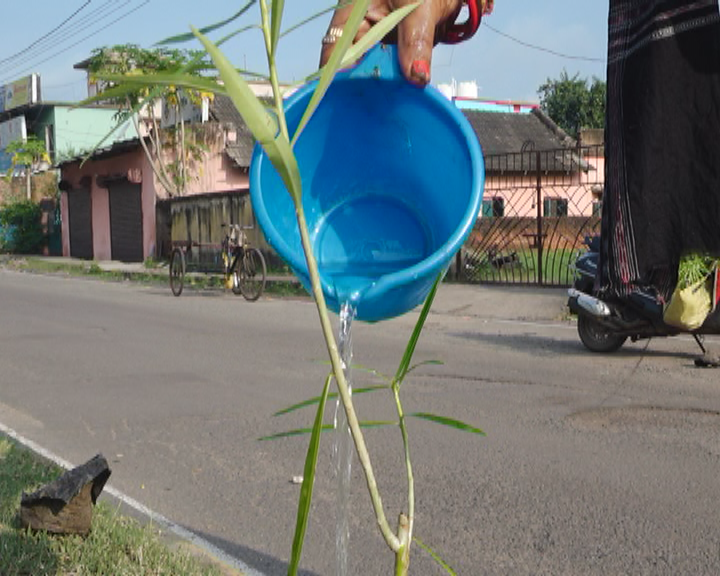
[459,145,604,287]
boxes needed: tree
[86,44,212,197]
[538,71,606,139]
[5,137,51,200]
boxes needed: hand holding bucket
[250,44,484,322]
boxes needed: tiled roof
[210,95,257,169]
[461,108,575,154]
[461,108,589,172]
[210,94,586,172]
[225,128,255,169]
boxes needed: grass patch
[1,256,310,298]
[0,436,224,576]
[465,247,581,285]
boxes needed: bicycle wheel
[169,248,186,296]
[231,268,242,295]
[239,248,266,301]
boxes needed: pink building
[58,96,253,261]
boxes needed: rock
[19,454,111,536]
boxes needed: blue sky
[0,0,609,104]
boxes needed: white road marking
[0,420,265,576]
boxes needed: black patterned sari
[600,0,720,301]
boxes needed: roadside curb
[1,255,302,291]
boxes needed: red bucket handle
[441,0,494,45]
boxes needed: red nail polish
[411,60,430,83]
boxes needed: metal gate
[108,180,143,262]
[460,145,604,286]
[67,187,93,260]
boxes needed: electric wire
[0,1,149,86]
[0,1,135,80]
[482,22,605,63]
[0,1,123,73]
[0,0,91,67]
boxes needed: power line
[0,1,91,67]
[0,1,149,86]
[482,22,605,63]
[0,1,131,78]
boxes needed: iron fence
[459,145,604,286]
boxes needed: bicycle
[169,224,267,300]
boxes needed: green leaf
[280,3,419,94]
[395,272,442,384]
[191,26,303,202]
[260,420,395,440]
[336,3,420,71]
[408,413,485,436]
[405,359,444,375]
[215,24,261,48]
[157,1,257,45]
[80,50,211,164]
[414,537,457,576]
[258,425,334,441]
[358,420,397,428]
[273,384,388,416]
[92,72,227,96]
[288,374,332,576]
[290,0,371,146]
[280,1,352,39]
[270,0,285,55]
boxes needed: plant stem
[260,0,400,556]
[394,513,411,576]
[259,0,289,140]
[393,380,414,544]
[295,202,400,554]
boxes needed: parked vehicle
[567,236,720,354]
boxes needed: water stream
[333,302,355,576]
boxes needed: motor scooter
[567,236,720,356]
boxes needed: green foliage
[678,253,718,290]
[0,199,44,254]
[288,373,331,576]
[4,137,50,179]
[86,44,211,118]
[86,44,215,196]
[538,70,606,138]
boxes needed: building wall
[60,147,156,261]
[34,106,133,162]
[151,125,249,199]
[60,128,250,261]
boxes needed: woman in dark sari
[601,0,720,302]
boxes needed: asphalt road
[2,269,720,575]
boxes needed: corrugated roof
[461,108,575,155]
[461,108,590,172]
[210,95,256,169]
[55,136,142,167]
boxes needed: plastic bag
[664,277,712,330]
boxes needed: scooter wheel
[577,314,627,353]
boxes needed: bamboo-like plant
[90,2,484,573]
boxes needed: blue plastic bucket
[250,44,484,322]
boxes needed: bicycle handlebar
[221,223,254,230]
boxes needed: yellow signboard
[0,75,39,113]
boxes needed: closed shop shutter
[67,188,93,259]
[109,180,143,262]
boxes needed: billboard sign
[0,74,40,113]
[0,116,27,174]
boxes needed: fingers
[318,5,375,69]
[319,0,461,87]
[395,0,456,86]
